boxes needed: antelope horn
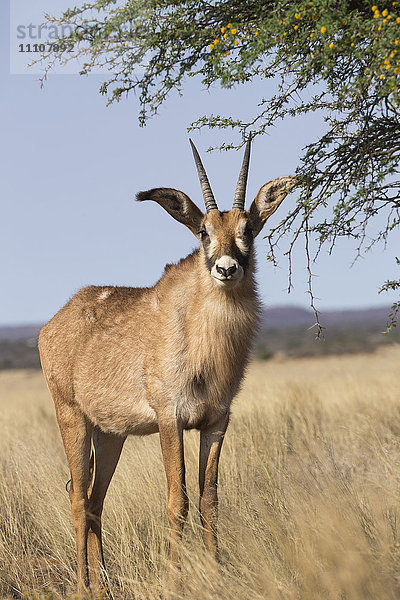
[232,138,252,210]
[189,139,218,213]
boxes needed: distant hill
[258,305,398,359]
[0,325,42,369]
[0,325,42,342]
[0,305,392,341]
[260,305,391,329]
[0,305,398,368]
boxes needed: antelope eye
[243,224,253,237]
[198,230,208,241]
[238,224,253,238]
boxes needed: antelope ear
[136,188,204,236]
[248,176,297,237]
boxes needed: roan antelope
[38,139,296,593]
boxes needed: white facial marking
[236,220,250,254]
[217,255,238,270]
[211,255,244,287]
[206,223,215,234]
[236,237,249,254]
[98,289,112,301]
[205,223,219,255]
[209,238,219,255]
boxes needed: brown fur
[38,175,296,594]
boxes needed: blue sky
[1,0,398,325]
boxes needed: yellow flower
[380,74,384,78]
[225,50,231,56]
[231,28,237,34]
[221,26,226,33]
[294,24,299,29]
[383,18,388,22]
[374,10,380,16]
[397,16,400,22]
[209,43,214,50]
[234,39,239,45]
[255,31,259,36]
[393,1,397,5]
[378,25,382,29]
[329,42,334,48]
[320,26,327,33]
[214,39,219,44]
[372,4,377,9]
[224,33,228,38]
[395,66,399,73]
[382,8,389,15]
[283,31,287,36]
[386,63,391,68]
[310,32,314,37]
[227,23,232,28]
[351,42,354,46]
[342,18,346,24]
[395,38,399,43]
[295,13,301,18]
[279,20,282,25]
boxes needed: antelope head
[136,139,296,289]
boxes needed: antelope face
[198,210,253,287]
[136,139,297,287]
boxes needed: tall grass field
[1,346,400,599]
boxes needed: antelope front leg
[158,417,188,579]
[199,414,229,560]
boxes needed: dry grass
[1,346,400,599]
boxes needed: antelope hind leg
[54,402,93,594]
[87,428,126,592]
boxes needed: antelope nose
[216,264,237,278]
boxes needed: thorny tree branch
[35,0,400,332]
